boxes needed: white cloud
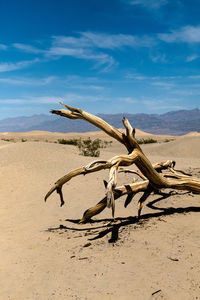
[13,43,44,54]
[0,58,39,73]
[47,46,85,56]
[172,88,200,96]
[52,32,154,50]
[128,0,168,9]
[0,96,60,104]
[11,32,155,72]
[152,81,175,89]
[0,44,8,50]
[186,54,198,62]
[47,45,114,68]
[52,35,89,48]
[159,25,200,43]
[0,93,104,105]
[63,93,103,103]
[46,41,115,71]
[150,53,167,63]
[82,32,134,49]
[80,32,153,49]
[0,76,55,85]
[31,94,103,104]
[29,96,61,103]
[47,32,154,70]
[119,97,138,103]
[188,75,200,79]
[47,35,119,71]
[125,73,184,82]
[143,98,183,111]
[69,84,103,91]
[64,75,103,90]
[126,73,147,80]
[14,32,152,56]
[0,98,25,104]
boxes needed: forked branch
[45,103,200,221]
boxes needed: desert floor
[0,130,200,300]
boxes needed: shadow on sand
[47,192,200,243]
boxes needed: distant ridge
[0,108,199,135]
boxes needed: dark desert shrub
[137,138,157,144]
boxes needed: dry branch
[45,103,200,221]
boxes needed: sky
[0,0,200,119]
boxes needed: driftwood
[45,103,200,223]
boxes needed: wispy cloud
[126,72,200,96]
[52,32,154,50]
[14,35,117,71]
[13,32,155,71]
[29,96,61,103]
[118,96,138,103]
[143,98,184,111]
[68,84,103,91]
[186,54,198,62]
[0,76,55,85]
[0,58,39,73]
[0,44,8,50]
[0,98,26,104]
[188,75,200,79]
[64,75,103,90]
[172,87,200,96]
[48,34,120,70]
[80,32,154,49]
[150,52,167,63]
[47,45,115,71]
[127,0,168,9]
[0,93,103,105]
[151,81,175,89]
[125,72,181,82]
[126,73,147,80]
[126,72,200,82]
[62,93,103,103]
[47,32,155,70]
[159,25,200,43]
[13,43,44,54]
[0,96,60,104]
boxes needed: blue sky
[0,0,200,119]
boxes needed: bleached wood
[45,103,200,220]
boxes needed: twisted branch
[45,103,200,221]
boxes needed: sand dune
[0,128,174,141]
[183,131,200,137]
[143,136,200,158]
[0,132,200,299]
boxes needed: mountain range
[0,108,200,135]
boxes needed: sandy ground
[0,130,200,300]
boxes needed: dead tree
[45,103,200,223]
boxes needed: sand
[0,130,200,300]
